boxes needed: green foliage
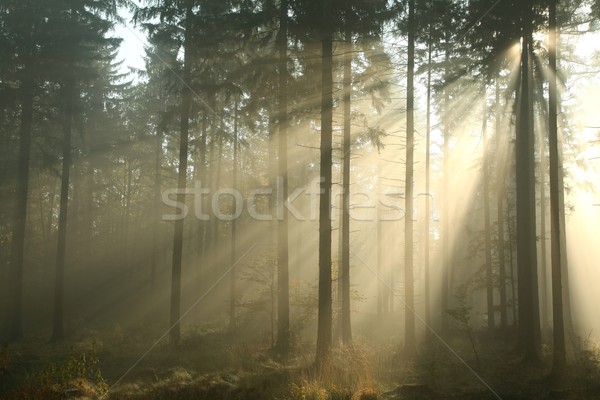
[573,335,600,387]
[288,381,379,400]
[289,381,329,400]
[10,345,107,400]
[445,284,481,371]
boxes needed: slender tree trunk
[424,35,432,332]
[205,103,217,256]
[170,0,193,346]
[51,80,75,342]
[229,103,238,332]
[539,89,549,331]
[8,57,34,341]
[404,0,416,356]
[197,111,207,264]
[377,159,383,318]
[151,113,165,290]
[336,197,343,341]
[554,6,576,350]
[124,158,132,273]
[549,0,566,376]
[482,92,495,330]
[441,41,451,331]
[211,123,224,247]
[340,9,352,345]
[536,74,551,333]
[268,116,277,348]
[275,0,290,354]
[507,193,518,326]
[316,0,333,368]
[496,79,508,330]
[516,1,541,362]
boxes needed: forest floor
[2,323,600,399]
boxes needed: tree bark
[340,7,352,345]
[549,0,566,376]
[404,0,416,356]
[441,38,451,331]
[275,0,290,354]
[516,0,541,362]
[495,79,508,330]
[52,80,75,342]
[151,110,165,290]
[483,92,495,331]
[170,0,193,346]
[9,54,34,341]
[424,33,433,332]
[229,102,238,332]
[316,0,333,368]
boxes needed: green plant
[575,334,600,387]
[13,344,107,399]
[445,284,481,371]
[289,380,328,400]
[327,384,353,400]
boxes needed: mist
[2,0,600,399]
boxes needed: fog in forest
[2,0,600,399]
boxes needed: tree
[3,0,39,340]
[516,0,542,362]
[495,79,509,330]
[482,92,495,331]
[339,0,352,346]
[275,0,291,355]
[316,0,334,368]
[169,0,194,345]
[549,0,566,377]
[404,0,416,356]
[46,0,120,341]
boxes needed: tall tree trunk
[516,1,541,362]
[377,159,383,318]
[404,0,416,356]
[539,85,549,331]
[170,0,193,346]
[124,158,132,273]
[424,33,432,332]
[441,39,451,331]
[268,116,277,348]
[275,0,290,354]
[507,192,518,326]
[229,103,239,332]
[51,80,75,342]
[211,122,224,247]
[549,0,566,376]
[316,0,333,368]
[496,79,508,330]
[9,55,34,341]
[554,4,575,350]
[340,8,352,345]
[196,111,208,265]
[151,113,165,290]
[482,92,495,330]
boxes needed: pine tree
[404,0,417,356]
[316,0,334,368]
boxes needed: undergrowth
[286,342,381,400]
[8,344,107,400]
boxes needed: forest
[2,0,600,398]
